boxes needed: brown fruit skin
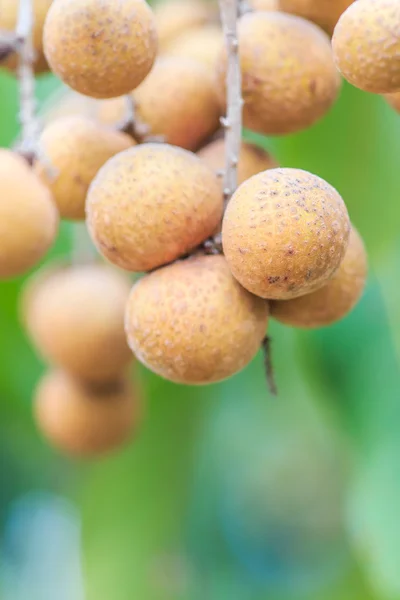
[0,150,59,279]
[198,139,278,186]
[43,0,158,99]
[23,264,133,384]
[34,370,138,457]
[86,144,223,272]
[35,116,134,220]
[274,0,353,35]
[216,11,341,136]
[0,0,52,73]
[384,91,400,112]
[165,25,223,68]
[332,0,400,94]
[125,254,269,385]
[222,168,350,300]
[271,228,367,328]
[154,0,213,50]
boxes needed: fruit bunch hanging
[3,0,398,458]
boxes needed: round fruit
[165,25,222,68]
[222,168,350,300]
[154,0,213,50]
[125,254,269,384]
[216,11,341,135]
[86,144,223,272]
[332,0,400,94]
[40,89,99,125]
[43,0,158,99]
[198,139,278,186]
[0,150,58,279]
[278,0,354,34]
[384,91,400,112]
[35,116,134,220]
[0,0,52,73]
[271,227,367,327]
[34,370,138,457]
[23,264,133,383]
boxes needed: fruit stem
[218,0,243,209]
[262,336,278,396]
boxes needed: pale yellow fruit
[332,0,400,94]
[154,0,213,50]
[43,0,158,99]
[165,25,222,68]
[35,116,134,220]
[41,89,99,125]
[34,370,138,457]
[23,264,133,383]
[125,254,269,384]
[222,168,350,300]
[271,227,367,327]
[86,144,223,272]
[0,150,58,279]
[216,11,341,135]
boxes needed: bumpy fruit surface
[35,116,134,220]
[384,91,400,112]
[0,0,52,73]
[279,0,353,34]
[86,144,223,272]
[216,11,341,135]
[332,0,400,94]
[43,0,158,99]
[165,25,222,68]
[23,264,132,383]
[271,227,367,327]
[34,370,138,457]
[125,254,269,384]
[0,150,58,279]
[222,168,350,300]
[198,139,278,186]
[154,0,213,50]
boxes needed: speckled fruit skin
[154,0,213,50]
[198,139,278,186]
[43,0,158,99]
[34,370,138,457]
[216,11,341,136]
[86,144,223,272]
[222,168,350,300]
[279,0,354,35]
[165,25,222,68]
[0,0,52,73]
[271,227,367,327]
[332,0,400,94]
[125,254,269,385]
[23,264,133,383]
[35,116,134,220]
[384,91,400,112]
[0,150,58,279]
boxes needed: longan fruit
[43,0,158,99]
[23,264,133,384]
[278,0,354,35]
[270,227,367,327]
[125,254,269,385]
[216,12,341,135]
[40,89,99,125]
[154,0,213,50]
[249,0,280,10]
[0,0,52,73]
[165,25,222,68]
[0,150,58,279]
[332,0,400,94]
[198,139,278,186]
[34,370,138,457]
[86,144,222,272]
[35,116,134,220]
[222,168,350,300]
[384,91,400,113]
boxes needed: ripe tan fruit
[0,150,58,279]
[384,91,400,113]
[249,0,280,10]
[216,11,341,135]
[0,0,52,73]
[34,370,138,457]
[278,0,353,35]
[222,168,350,300]
[165,25,222,68]
[271,227,367,327]
[125,254,269,384]
[86,144,223,272]
[43,0,158,99]
[35,116,134,220]
[154,0,213,50]
[23,264,133,383]
[332,0,400,94]
[198,139,278,186]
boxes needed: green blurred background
[1,33,400,600]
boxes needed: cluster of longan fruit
[2,0,398,457]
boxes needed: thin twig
[0,30,18,61]
[262,336,278,396]
[118,95,164,143]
